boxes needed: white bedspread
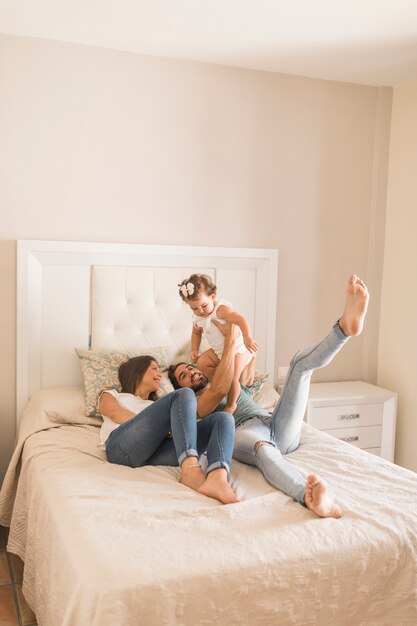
[1,388,417,626]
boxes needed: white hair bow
[180,282,195,297]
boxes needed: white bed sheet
[1,387,417,626]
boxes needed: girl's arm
[191,324,203,363]
[216,304,258,353]
[99,392,135,424]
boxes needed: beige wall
[0,34,391,482]
[378,79,417,472]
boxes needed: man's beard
[190,376,209,393]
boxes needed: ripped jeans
[233,321,349,503]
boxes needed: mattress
[1,386,417,626]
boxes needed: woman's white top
[192,298,251,360]
[100,388,153,444]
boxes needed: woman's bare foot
[338,274,370,337]
[180,457,206,492]
[198,468,240,504]
[304,474,342,518]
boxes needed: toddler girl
[178,274,257,414]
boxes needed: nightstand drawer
[322,425,382,449]
[308,403,383,430]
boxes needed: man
[168,274,369,518]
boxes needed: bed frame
[4,239,416,626]
[16,239,278,424]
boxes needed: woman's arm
[216,305,258,353]
[99,392,135,424]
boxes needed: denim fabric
[233,417,306,502]
[215,387,270,427]
[106,388,234,474]
[232,322,349,502]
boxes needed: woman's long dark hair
[118,356,159,401]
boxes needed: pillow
[158,372,175,397]
[253,382,280,412]
[251,369,269,396]
[75,347,169,417]
[25,386,102,427]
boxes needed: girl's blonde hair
[178,274,217,302]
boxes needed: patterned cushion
[75,347,169,417]
[158,372,175,397]
[252,370,269,396]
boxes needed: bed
[1,240,417,626]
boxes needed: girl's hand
[191,350,199,363]
[244,336,258,354]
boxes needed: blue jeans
[233,322,349,502]
[106,388,235,474]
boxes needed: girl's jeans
[106,387,235,474]
[233,322,349,503]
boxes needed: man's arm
[196,321,238,418]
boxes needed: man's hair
[167,362,186,389]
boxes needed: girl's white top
[192,298,251,360]
[100,388,153,444]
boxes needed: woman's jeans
[233,322,349,503]
[106,387,234,474]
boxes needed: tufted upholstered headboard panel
[16,240,278,424]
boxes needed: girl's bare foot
[304,474,342,518]
[180,458,206,492]
[198,468,240,504]
[338,274,369,336]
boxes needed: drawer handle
[340,436,359,443]
[338,413,360,421]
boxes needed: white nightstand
[306,381,397,462]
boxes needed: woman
[99,355,238,504]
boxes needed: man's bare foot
[304,474,342,518]
[198,468,240,504]
[180,458,206,492]
[338,274,369,337]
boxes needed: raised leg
[271,274,369,454]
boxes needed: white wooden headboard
[17,240,278,424]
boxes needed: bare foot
[198,468,240,504]
[304,474,342,519]
[338,274,369,336]
[180,459,206,492]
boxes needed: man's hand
[211,319,239,340]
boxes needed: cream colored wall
[378,79,417,473]
[0,34,391,482]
